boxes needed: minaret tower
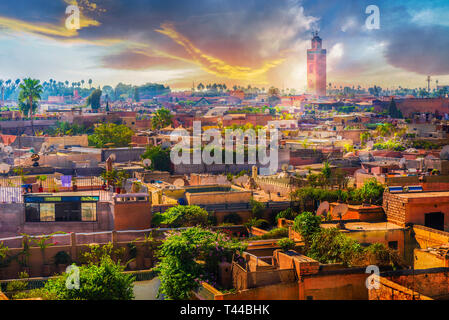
[307,31,327,96]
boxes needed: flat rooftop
[393,191,449,199]
[25,191,102,197]
[322,221,404,231]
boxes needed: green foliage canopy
[88,123,134,148]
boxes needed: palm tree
[18,78,43,136]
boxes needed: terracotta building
[383,190,449,231]
[307,32,327,97]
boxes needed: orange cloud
[154,22,285,82]
[0,0,100,38]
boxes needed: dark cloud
[383,25,449,75]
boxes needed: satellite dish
[0,163,11,174]
[0,143,4,152]
[4,146,12,154]
[317,201,330,217]
[332,204,348,229]
[143,159,152,168]
[332,204,348,219]
[399,158,407,169]
[173,179,185,187]
[40,142,50,154]
[288,165,294,171]
[108,153,116,162]
[440,145,449,160]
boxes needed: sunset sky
[0,0,448,91]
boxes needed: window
[40,203,55,222]
[55,202,81,221]
[25,203,40,222]
[25,198,98,222]
[81,203,97,221]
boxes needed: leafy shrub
[244,218,270,230]
[362,243,404,268]
[41,256,135,300]
[12,288,58,300]
[275,208,297,221]
[6,279,28,293]
[127,241,138,260]
[293,212,322,247]
[354,178,385,205]
[308,228,364,266]
[155,227,246,300]
[152,205,209,228]
[250,199,264,219]
[78,242,126,266]
[277,238,296,252]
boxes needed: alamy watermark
[365,5,380,30]
[170,121,279,175]
[65,265,80,290]
[365,265,380,290]
[65,5,80,30]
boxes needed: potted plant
[54,251,71,274]
[277,238,296,253]
[115,170,129,194]
[36,175,47,193]
[100,170,117,190]
[131,181,142,193]
[127,240,138,270]
[72,177,78,191]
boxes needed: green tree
[360,131,372,147]
[355,178,385,205]
[152,205,209,228]
[134,87,140,102]
[88,123,134,148]
[308,228,364,266]
[18,78,43,135]
[152,108,173,130]
[38,256,134,300]
[275,208,297,221]
[293,212,322,248]
[141,146,171,172]
[375,123,394,137]
[277,238,296,252]
[321,161,332,188]
[86,89,102,111]
[388,98,403,118]
[156,227,246,300]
